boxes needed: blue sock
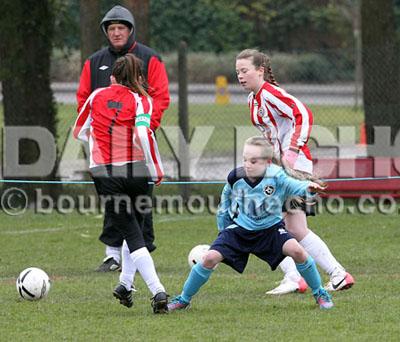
[181,263,214,303]
[296,256,322,295]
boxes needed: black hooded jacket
[76,5,170,130]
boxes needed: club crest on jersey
[264,185,275,196]
[258,107,266,117]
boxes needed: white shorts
[293,150,313,174]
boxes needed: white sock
[119,241,136,290]
[299,230,345,276]
[130,247,165,296]
[105,245,121,264]
[279,257,302,282]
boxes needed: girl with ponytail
[235,49,354,295]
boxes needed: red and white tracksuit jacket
[76,41,170,131]
[248,81,314,173]
[73,84,163,183]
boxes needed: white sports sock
[279,257,302,282]
[130,247,165,296]
[299,230,345,276]
[119,241,136,290]
[105,245,121,263]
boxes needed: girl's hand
[308,181,327,194]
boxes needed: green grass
[0,209,399,341]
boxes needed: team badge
[264,185,275,196]
[258,108,266,117]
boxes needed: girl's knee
[291,248,307,263]
[202,250,222,269]
[283,240,307,263]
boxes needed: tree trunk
[0,0,58,197]
[79,0,102,66]
[361,0,400,146]
[123,0,150,45]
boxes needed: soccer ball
[188,244,210,268]
[16,267,51,301]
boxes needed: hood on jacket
[100,5,136,54]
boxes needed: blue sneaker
[314,288,334,310]
[167,295,190,312]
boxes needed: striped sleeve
[261,85,313,149]
[133,94,164,184]
[73,88,104,141]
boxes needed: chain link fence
[52,48,365,182]
[0,48,365,182]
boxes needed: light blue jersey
[217,164,313,231]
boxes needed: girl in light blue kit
[168,136,334,311]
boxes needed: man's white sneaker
[266,277,308,295]
[325,272,355,291]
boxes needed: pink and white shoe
[325,272,355,291]
[167,296,190,312]
[314,288,334,310]
[266,277,308,295]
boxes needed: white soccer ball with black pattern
[188,244,210,268]
[16,267,51,301]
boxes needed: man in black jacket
[76,5,170,272]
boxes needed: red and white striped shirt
[248,81,313,173]
[73,84,164,183]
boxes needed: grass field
[1,206,399,341]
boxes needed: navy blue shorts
[210,221,293,273]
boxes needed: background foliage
[53,0,359,53]
[49,0,362,83]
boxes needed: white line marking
[0,227,66,235]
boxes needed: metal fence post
[354,0,362,110]
[178,41,190,201]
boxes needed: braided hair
[236,49,279,87]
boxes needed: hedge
[51,49,355,84]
